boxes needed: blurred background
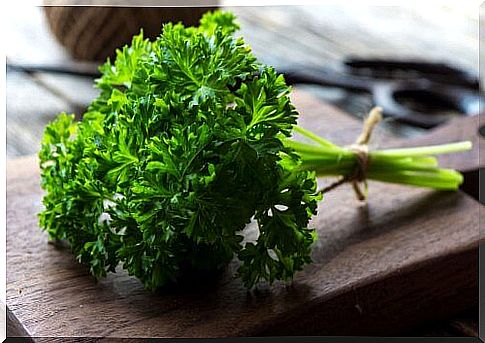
[5,2,481,157]
[4,2,481,336]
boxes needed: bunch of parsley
[39,11,469,290]
[39,11,320,289]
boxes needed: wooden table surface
[6,90,481,339]
[5,4,482,338]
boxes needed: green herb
[38,10,471,290]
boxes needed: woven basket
[43,6,216,61]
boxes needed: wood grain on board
[6,89,481,339]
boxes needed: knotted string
[318,107,383,201]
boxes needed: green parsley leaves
[39,11,320,290]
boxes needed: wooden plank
[6,70,99,160]
[226,5,479,75]
[29,72,100,114]
[6,72,72,158]
[6,89,481,339]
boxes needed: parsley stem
[288,126,472,192]
[371,142,472,158]
[292,125,339,148]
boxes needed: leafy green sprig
[38,10,471,290]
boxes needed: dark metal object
[6,61,100,78]
[283,59,482,128]
[7,58,482,128]
[344,59,478,87]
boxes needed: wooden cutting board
[6,89,482,340]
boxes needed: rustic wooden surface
[229,5,479,73]
[6,89,481,339]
